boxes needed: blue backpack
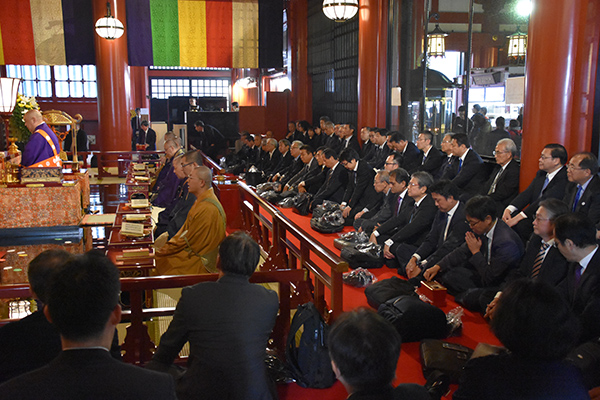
[285,302,336,388]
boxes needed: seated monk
[151,139,184,207]
[154,166,226,275]
[11,110,61,168]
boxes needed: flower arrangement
[10,94,40,143]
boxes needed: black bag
[293,193,312,216]
[566,336,600,389]
[245,170,264,186]
[340,242,384,269]
[364,276,418,309]
[310,210,345,234]
[285,302,336,388]
[333,231,369,250]
[419,339,474,384]
[378,296,449,343]
[312,201,340,219]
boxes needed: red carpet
[276,207,500,400]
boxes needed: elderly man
[151,139,185,207]
[353,170,398,235]
[414,130,443,176]
[480,138,520,214]
[563,152,600,226]
[155,165,226,275]
[148,232,279,400]
[13,110,61,168]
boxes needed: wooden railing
[0,268,306,365]
[199,150,226,175]
[238,182,348,322]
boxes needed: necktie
[422,154,427,165]
[573,185,583,211]
[575,263,584,287]
[488,168,503,195]
[539,175,550,198]
[442,213,451,242]
[409,204,418,223]
[480,236,490,263]
[396,195,403,215]
[458,158,463,172]
[530,242,551,279]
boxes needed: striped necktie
[531,242,550,279]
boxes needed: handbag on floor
[364,276,417,309]
[340,242,384,269]
[419,339,474,384]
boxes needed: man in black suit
[131,108,141,150]
[359,126,375,159]
[338,148,379,224]
[0,252,176,399]
[387,131,421,173]
[484,198,570,319]
[322,121,342,154]
[423,196,524,302]
[503,143,569,242]
[328,309,430,400]
[441,133,486,199]
[436,133,455,180]
[299,147,329,195]
[272,140,302,185]
[148,232,279,399]
[269,139,293,179]
[0,250,70,383]
[353,170,396,235]
[311,147,349,208]
[480,116,510,156]
[371,172,437,269]
[564,152,600,226]
[339,123,362,155]
[137,120,157,151]
[403,180,469,279]
[285,145,320,190]
[258,138,282,176]
[481,138,520,214]
[414,130,443,176]
[555,213,600,342]
[363,128,390,170]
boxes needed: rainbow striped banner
[0,0,95,65]
[0,0,282,68]
[126,0,282,68]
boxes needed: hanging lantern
[507,29,527,58]
[322,0,359,22]
[95,2,125,40]
[427,24,448,57]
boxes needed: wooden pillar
[521,0,600,187]
[288,0,311,123]
[129,66,149,113]
[358,0,388,130]
[93,0,131,152]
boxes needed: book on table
[130,198,149,208]
[120,222,146,237]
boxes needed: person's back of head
[28,250,72,304]
[46,251,120,342]
[465,195,498,221]
[491,279,579,361]
[554,212,597,248]
[218,231,260,277]
[183,150,203,167]
[328,308,401,393]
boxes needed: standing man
[481,138,520,214]
[131,108,141,151]
[414,130,443,176]
[14,110,61,168]
[137,120,157,151]
[564,152,600,226]
[452,105,473,134]
[503,143,568,242]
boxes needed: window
[5,64,97,99]
[150,77,230,101]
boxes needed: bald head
[24,109,44,133]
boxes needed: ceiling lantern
[427,24,448,57]
[95,2,125,40]
[507,29,528,58]
[322,0,359,22]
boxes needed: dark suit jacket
[399,141,421,173]
[287,157,320,188]
[438,220,524,287]
[378,194,437,250]
[365,143,391,170]
[156,181,197,239]
[504,234,568,288]
[481,159,520,212]
[313,163,349,206]
[340,135,362,155]
[415,201,469,267]
[0,349,176,400]
[361,140,376,159]
[510,166,569,219]
[148,274,278,400]
[272,151,293,177]
[361,190,396,221]
[436,155,455,180]
[564,174,600,226]
[558,248,600,342]
[343,161,378,211]
[324,133,342,154]
[453,353,589,400]
[0,311,61,384]
[304,166,328,195]
[260,150,282,176]
[441,149,487,196]
[279,156,304,186]
[415,146,443,176]
[137,128,157,151]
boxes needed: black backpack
[285,302,336,388]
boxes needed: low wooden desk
[108,227,154,249]
[116,203,152,215]
[106,248,155,277]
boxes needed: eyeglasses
[442,140,452,144]
[567,164,585,170]
[182,161,195,169]
[416,137,427,142]
[408,182,420,187]
[534,215,552,221]
[466,219,481,227]
[493,150,509,155]
[539,155,554,160]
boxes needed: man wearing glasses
[563,152,600,227]
[414,131,443,176]
[480,138,520,215]
[502,143,568,242]
[422,195,524,312]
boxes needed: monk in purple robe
[11,110,62,168]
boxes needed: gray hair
[497,138,517,157]
[375,170,390,184]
